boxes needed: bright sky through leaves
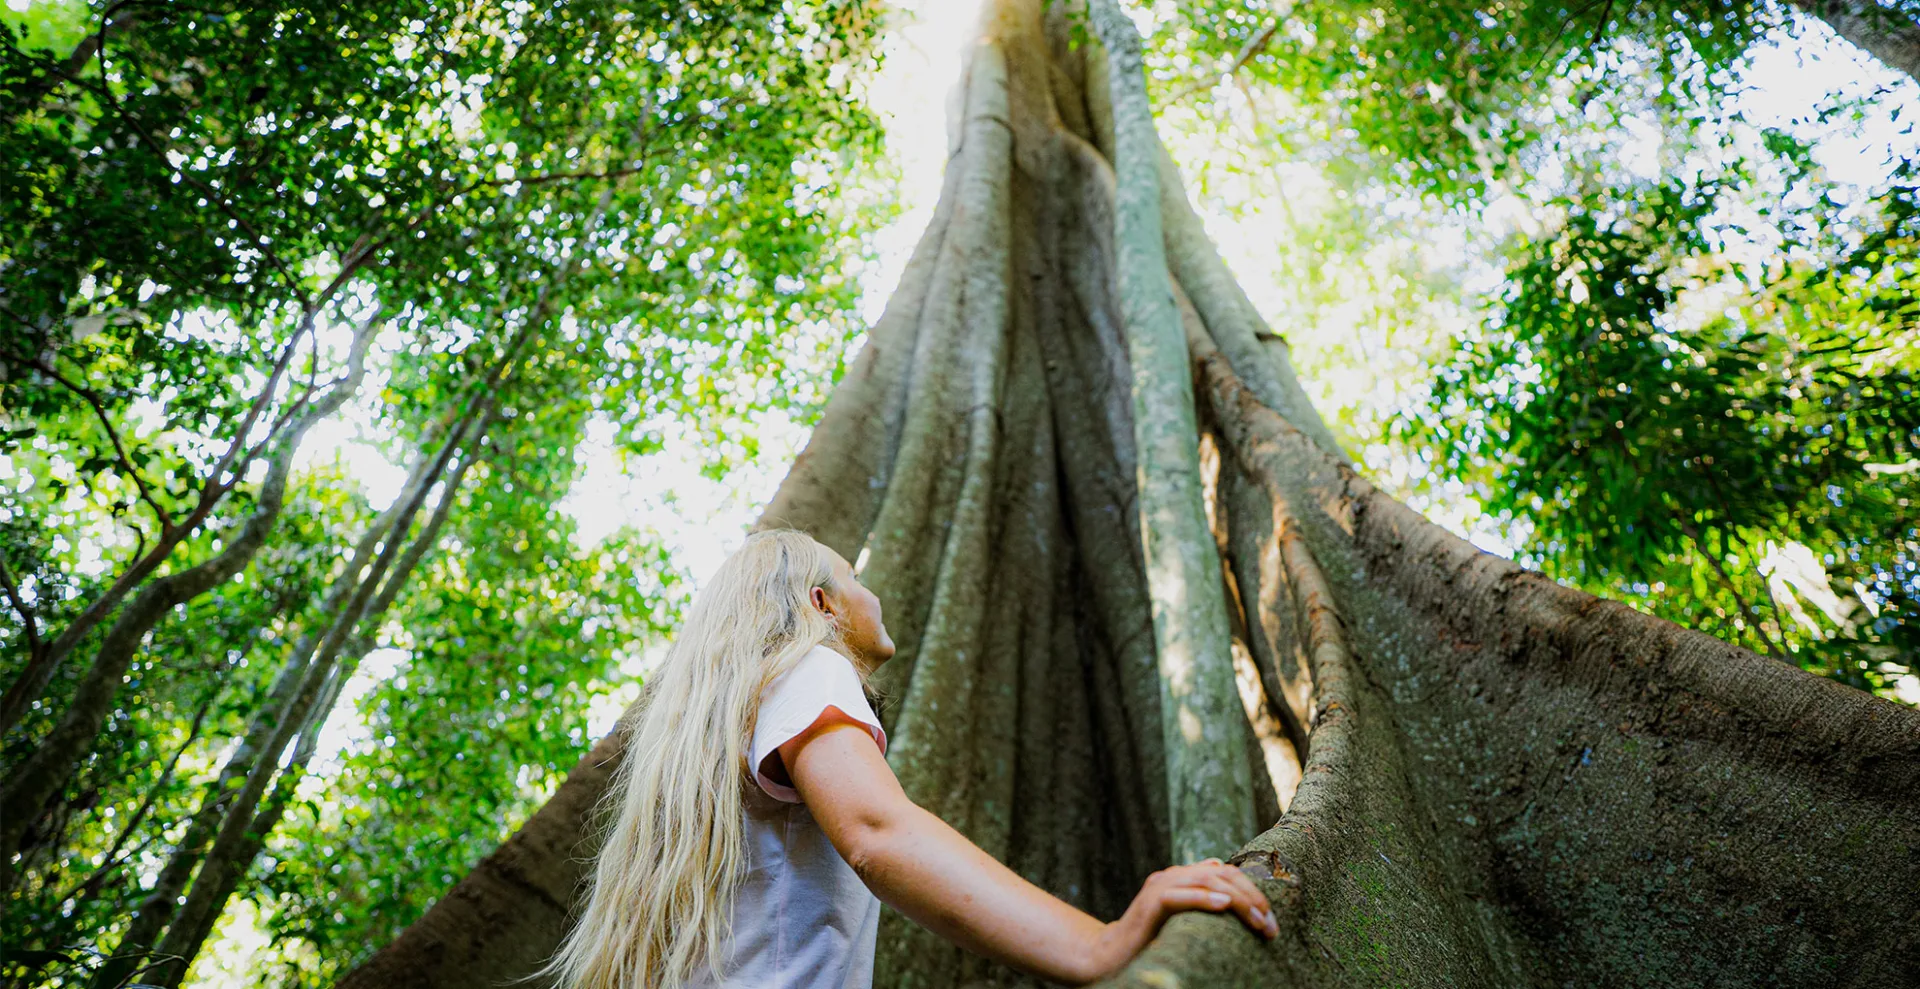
[276,0,1920,786]
[256,0,1911,593]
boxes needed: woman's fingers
[1156,886,1234,913]
[1149,862,1278,939]
[1160,861,1232,886]
[1211,864,1276,937]
[1168,861,1268,906]
[1188,871,1277,939]
[1205,861,1271,912]
[1218,865,1272,913]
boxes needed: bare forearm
[788,725,1273,982]
[849,803,1108,984]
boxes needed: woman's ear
[810,585,833,617]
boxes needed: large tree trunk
[337,3,1920,988]
[1086,0,1257,865]
[1790,0,1920,85]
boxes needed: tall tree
[340,2,1920,988]
[1,0,883,981]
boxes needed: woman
[546,529,1277,988]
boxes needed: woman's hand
[1081,859,1279,982]
[787,722,1278,987]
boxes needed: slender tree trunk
[81,610,345,989]
[86,409,484,989]
[1,212,387,740]
[82,436,454,989]
[6,695,217,986]
[145,419,488,989]
[149,662,344,989]
[339,3,1920,988]
[104,191,605,982]
[1791,0,1920,84]
[0,316,379,891]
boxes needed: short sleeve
[750,645,888,802]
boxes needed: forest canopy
[1,0,1914,985]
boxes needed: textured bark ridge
[1114,336,1920,989]
[339,2,1920,987]
[1085,0,1256,865]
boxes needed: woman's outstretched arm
[778,717,1277,986]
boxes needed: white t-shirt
[685,644,889,989]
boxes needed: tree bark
[337,2,1920,988]
[1098,333,1920,988]
[1791,0,1920,85]
[1086,0,1256,864]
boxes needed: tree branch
[26,356,171,532]
[73,0,147,73]
[0,320,310,741]
[1,0,141,122]
[0,555,41,658]
[1167,20,1280,106]
[0,311,383,890]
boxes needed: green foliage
[1149,0,1916,696]
[1408,163,1919,690]
[256,529,683,982]
[1,0,888,983]
[0,1,91,56]
[1159,0,1778,200]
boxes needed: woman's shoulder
[763,643,860,703]
[797,643,859,674]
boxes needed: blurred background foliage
[1,0,1915,985]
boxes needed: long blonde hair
[544,528,843,989]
